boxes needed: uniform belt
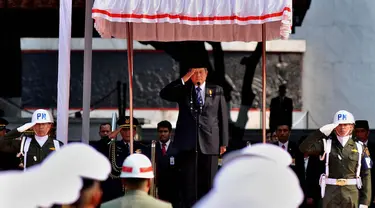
[325,178,357,186]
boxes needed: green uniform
[0,129,63,168]
[300,130,372,208]
[101,190,172,208]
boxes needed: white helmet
[31,109,54,124]
[333,110,355,125]
[120,153,154,179]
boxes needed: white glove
[319,123,338,136]
[359,205,368,208]
[17,122,36,133]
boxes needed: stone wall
[21,51,303,110]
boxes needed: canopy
[92,0,292,41]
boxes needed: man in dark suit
[155,120,180,208]
[295,135,324,208]
[160,67,229,208]
[269,85,293,133]
[355,120,375,207]
[272,123,298,171]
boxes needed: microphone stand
[195,82,203,202]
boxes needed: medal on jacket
[208,89,213,97]
[170,156,175,165]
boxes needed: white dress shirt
[278,141,289,151]
[35,135,49,147]
[337,135,350,147]
[181,78,206,104]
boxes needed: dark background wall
[21,51,303,109]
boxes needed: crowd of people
[0,66,373,208]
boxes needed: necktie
[162,143,167,156]
[282,145,286,150]
[196,87,203,105]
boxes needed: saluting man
[96,116,147,203]
[0,109,63,170]
[300,110,372,208]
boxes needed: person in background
[295,135,324,208]
[272,123,298,171]
[355,120,375,207]
[91,123,112,151]
[101,153,172,208]
[0,118,8,137]
[99,123,112,139]
[0,118,19,171]
[155,120,180,207]
[269,84,293,134]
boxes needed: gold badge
[208,89,213,97]
[351,149,358,153]
[49,147,56,151]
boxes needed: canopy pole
[262,24,267,143]
[126,22,134,154]
[56,0,73,144]
[81,0,94,144]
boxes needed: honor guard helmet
[120,153,154,179]
[0,118,8,131]
[193,144,303,208]
[333,110,355,125]
[31,109,54,124]
[117,116,139,129]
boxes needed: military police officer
[97,116,147,203]
[300,110,372,208]
[0,109,63,170]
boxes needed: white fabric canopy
[92,0,292,41]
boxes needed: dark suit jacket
[295,137,324,206]
[273,140,298,173]
[155,141,179,205]
[269,96,293,132]
[272,140,298,159]
[160,79,229,155]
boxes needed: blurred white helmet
[120,154,154,179]
[333,110,355,125]
[31,109,54,124]
[193,144,303,208]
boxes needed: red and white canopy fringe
[92,0,292,42]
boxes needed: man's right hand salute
[182,68,197,83]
